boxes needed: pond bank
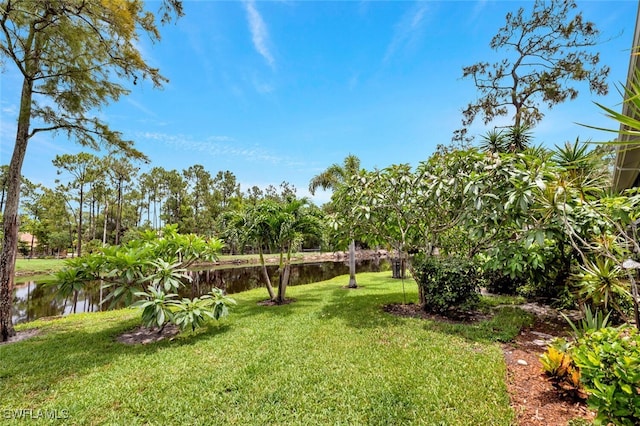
[198,249,391,268]
[14,249,392,278]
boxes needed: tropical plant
[478,129,507,153]
[572,326,640,426]
[272,197,323,303]
[172,289,236,332]
[504,125,533,152]
[131,287,178,331]
[575,257,631,320]
[226,197,323,303]
[561,304,612,339]
[53,257,98,314]
[539,339,583,398]
[53,226,229,332]
[309,154,362,288]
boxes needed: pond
[12,259,391,324]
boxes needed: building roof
[613,3,640,191]
[18,232,37,245]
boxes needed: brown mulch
[504,318,594,426]
[116,324,180,345]
[0,328,40,345]
[383,303,594,426]
[257,298,296,306]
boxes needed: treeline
[0,153,317,258]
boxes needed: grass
[14,258,65,275]
[0,272,526,425]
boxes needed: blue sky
[1,0,638,204]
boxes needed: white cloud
[137,131,282,163]
[243,0,275,68]
[126,98,156,117]
[469,0,488,23]
[251,75,275,94]
[383,2,429,64]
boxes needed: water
[12,259,390,324]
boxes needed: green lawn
[14,258,65,274]
[1,272,531,425]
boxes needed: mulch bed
[116,324,180,345]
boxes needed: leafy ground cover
[1,272,521,425]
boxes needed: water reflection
[12,259,390,324]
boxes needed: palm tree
[226,201,278,301]
[272,197,322,303]
[308,154,361,194]
[309,154,361,288]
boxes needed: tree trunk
[277,263,291,303]
[348,239,357,288]
[259,249,276,300]
[77,184,84,257]
[115,178,123,245]
[0,75,34,341]
[102,201,109,246]
[72,290,78,314]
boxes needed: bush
[412,255,480,314]
[572,326,640,426]
[539,338,584,398]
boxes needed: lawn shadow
[318,285,412,329]
[0,316,232,390]
[419,305,535,344]
[234,295,324,319]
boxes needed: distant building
[17,233,38,255]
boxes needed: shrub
[172,288,236,332]
[539,338,583,398]
[572,326,640,426]
[412,255,480,314]
[131,287,177,330]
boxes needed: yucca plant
[479,128,507,153]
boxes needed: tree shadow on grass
[317,285,411,329]
[419,305,535,344]
[0,317,232,392]
[233,294,325,320]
